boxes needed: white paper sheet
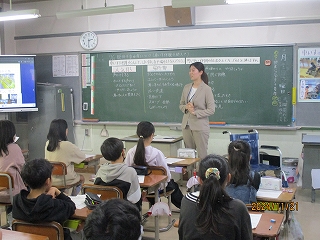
[138,175,145,183]
[85,154,95,158]
[257,189,282,198]
[69,195,87,209]
[166,158,185,164]
[250,213,262,229]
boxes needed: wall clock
[80,31,98,50]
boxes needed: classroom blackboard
[82,45,293,126]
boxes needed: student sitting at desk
[12,158,77,240]
[125,121,183,209]
[178,154,252,240]
[45,119,85,195]
[225,140,261,204]
[0,120,26,203]
[94,137,141,210]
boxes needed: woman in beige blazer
[179,62,215,160]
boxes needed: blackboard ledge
[75,120,299,130]
[215,125,299,131]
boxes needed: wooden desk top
[83,154,103,162]
[251,212,284,238]
[121,135,183,143]
[140,175,168,188]
[73,207,92,221]
[2,229,49,240]
[168,157,201,167]
[257,188,296,203]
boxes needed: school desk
[73,174,168,240]
[121,135,183,157]
[2,229,49,240]
[251,212,284,240]
[256,187,297,224]
[78,154,103,174]
[166,157,201,184]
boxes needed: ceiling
[0,0,49,3]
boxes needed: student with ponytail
[178,154,252,240]
[125,121,183,209]
[225,140,261,204]
[179,62,215,160]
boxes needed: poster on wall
[298,47,320,102]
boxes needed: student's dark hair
[21,158,53,189]
[228,140,251,187]
[133,121,155,166]
[46,119,68,152]
[100,137,124,161]
[84,198,141,240]
[189,62,209,85]
[0,120,16,157]
[196,154,233,235]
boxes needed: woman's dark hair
[228,140,251,187]
[21,158,53,189]
[100,137,124,161]
[133,121,155,166]
[189,62,209,85]
[84,198,141,240]
[196,154,233,235]
[0,120,16,157]
[46,119,68,152]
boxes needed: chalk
[269,225,272,230]
[209,122,226,125]
[82,118,99,122]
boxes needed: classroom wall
[2,0,320,159]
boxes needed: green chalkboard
[82,45,293,126]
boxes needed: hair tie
[139,135,144,139]
[233,146,240,151]
[205,167,220,180]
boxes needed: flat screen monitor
[0,55,38,112]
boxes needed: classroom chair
[12,220,64,240]
[311,169,320,203]
[144,166,175,232]
[50,162,82,196]
[81,184,123,200]
[0,172,14,228]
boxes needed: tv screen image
[0,55,38,112]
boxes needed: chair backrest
[82,184,123,200]
[50,162,67,186]
[0,172,14,204]
[12,219,64,240]
[147,166,167,176]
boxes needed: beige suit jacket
[179,81,215,131]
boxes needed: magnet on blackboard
[265,60,272,66]
[83,102,88,111]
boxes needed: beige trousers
[182,125,210,160]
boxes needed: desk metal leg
[154,188,159,240]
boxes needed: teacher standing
[179,62,215,160]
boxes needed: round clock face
[80,31,98,50]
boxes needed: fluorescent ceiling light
[56,4,134,19]
[172,0,226,8]
[0,0,40,21]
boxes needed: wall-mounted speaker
[164,6,195,27]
